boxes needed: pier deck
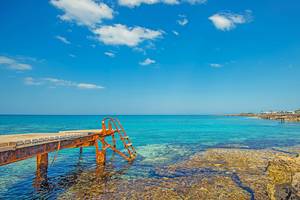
[0,129,110,166]
[0,130,100,152]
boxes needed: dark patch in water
[231,173,255,200]
[149,167,223,179]
[271,148,299,157]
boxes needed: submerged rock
[59,147,300,200]
[59,173,250,200]
[170,147,300,200]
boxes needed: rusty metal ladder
[101,117,137,162]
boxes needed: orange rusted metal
[101,117,137,161]
[0,117,136,173]
[36,153,48,182]
[95,138,106,165]
[0,116,137,190]
[0,117,137,189]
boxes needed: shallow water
[0,115,300,199]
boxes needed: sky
[0,0,300,115]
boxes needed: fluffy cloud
[50,0,113,28]
[139,58,155,66]
[93,24,163,47]
[51,1,164,48]
[0,56,32,71]
[24,77,104,90]
[55,35,71,44]
[209,10,252,31]
[210,63,223,68]
[118,0,206,7]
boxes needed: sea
[0,115,300,199]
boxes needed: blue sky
[0,0,299,114]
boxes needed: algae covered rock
[266,155,300,200]
[60,147,300,200]
[170,148,300,200]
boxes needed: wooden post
[80,147,83,154]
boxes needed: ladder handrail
[113,118,136,154]
[114,118,136,154]
[101,117,136,161]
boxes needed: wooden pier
[0,117,136,185]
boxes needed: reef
[59,147,300,200]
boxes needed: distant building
[261,111,277,114]
[286,111,295,114]
[260,110,296,114]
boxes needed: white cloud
[43,77,74,87]
[172,30,179,36]
[104,51,115,57]
[93,24,163,47]
[55,35,71,44]
[177,15,188,26]
[77,83,103,89]
[24,77,42,85]
[0,56,32,71]
[139,58,155,66]
[184,0,206,4]
[210,63,223,68]
[209,10,252,31]
[50,0,113,28]
[119,0,178,8]
[118,0,206,7]
[24,77,104,90]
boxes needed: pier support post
[95,139,106,165]
[36,153,48,178]
[80,147,83,154]
[35,153,48,188]
[112,134,116,148]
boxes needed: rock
[266,155,300,200]
[274,184,299,200]
[292,173,300,196]
[59,147,300,200]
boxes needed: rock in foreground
[60,147,300,200]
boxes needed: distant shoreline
[227,113,300,122]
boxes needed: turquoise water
[0,115,300,199]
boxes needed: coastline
[227,113,300,122]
